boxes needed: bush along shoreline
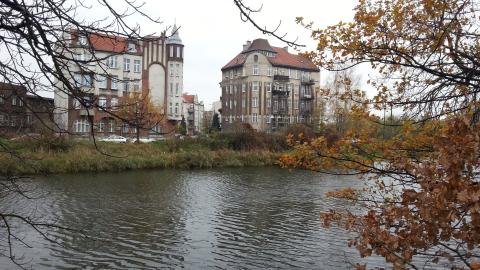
[0,131,300,176]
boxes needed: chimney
[284,46,289,52]
[243,40,252,51]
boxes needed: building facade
[0,83,54,136]
[182,93,204,135]
[220,39,320,132]
[54,26,184,138]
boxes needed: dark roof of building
[222,39,319,71]
[0,82,27,92]
[242,39,275,53]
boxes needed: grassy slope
[0,138,281,175]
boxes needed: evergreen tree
[211,113,221,132]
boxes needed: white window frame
[111,76,119,90]
[78,35,88,46]
[253,64,259,75]
[111,97,118,109]
[253,82,259,92]
[252,97,258,108]
[97,75,107,89]
[133,80,140,91]
[134,60,141,73]
[108,56,118,69]
[123,58,130,72]
[98,96,107,108]
[267,67,273,76]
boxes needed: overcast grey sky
[131,0,358,110]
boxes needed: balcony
[301,94,314,100]
[272,90,290,96]
[300,107,313,115]
[301,78,315,85]
[273,75,290,82]
[273,107,289,115]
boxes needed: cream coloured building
[54,26,185,137]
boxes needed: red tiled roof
[269,47,318,71]
[222,54,247,70]
[89,34,141,54]
[222,40,318,71]
[182,94,195,103]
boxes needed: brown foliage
[282,0,480,268]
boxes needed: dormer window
[127,42,136,52]
[78,35,88,46]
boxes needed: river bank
[0,135,284,175]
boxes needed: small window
[253,82,259,92]
[111,97,118,108]
[133,80,140,91]
[78,35,88,46]
[111,76,119,90]
[98,96,107,108]
[134,60,141,73]
[254,55,258,62]
[253,64,259,75]
[98,120,105,132]
[107,56,117,69]
[124,58,130,72]
[97,75,107,89]
[127,42,136,52]
[123,78,130,92]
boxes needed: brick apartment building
[0,83,54,137]
[220,39,321,132]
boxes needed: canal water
[0,167,389,269]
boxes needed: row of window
[73,96,118,109]
[169,82,182,96]
[0,94,23,106]
[224,83,313,95]
[73,119,163,134]
[169,63,182,77]
[168,102,180,115]
[224,67,313,80]
[224,114,311,124]
[73,74,140,91]
[0,114,33,127]
[169,46,183,59]
[224,98,311,111]
[106,56,141,72]
[73,119,139,133]
[71,53,141,74]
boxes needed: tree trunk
[136,123,140,143]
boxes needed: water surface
[0,167,389,269]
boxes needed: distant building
[220,39,320,132]
[0,83,54,136]
[182,93,204,135]
[54,25,185,138]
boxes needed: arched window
[253,55,258,62]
